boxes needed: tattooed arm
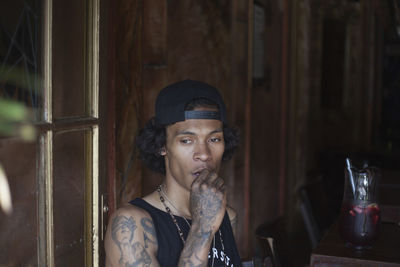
[105,206,160,267]
[178,169,227,267]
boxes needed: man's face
[163,111,225,190]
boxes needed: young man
[105,80,241,266]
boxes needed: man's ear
[160,147,167,156]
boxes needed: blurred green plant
[0,66,38,91]
[0,98,36,141]
[0,97,37,215]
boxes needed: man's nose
[193,142,211,161]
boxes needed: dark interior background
[1,0,400,266]
[110,1,400,266]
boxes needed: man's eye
[180,139,192,144]
[209,137,221,143]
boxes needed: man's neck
[162,179,192,219]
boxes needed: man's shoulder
[105,200,159,267]
[111,201,152,221]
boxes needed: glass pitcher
[338,159,381,250]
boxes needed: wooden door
[0,0,105,266]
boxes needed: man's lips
[191,167,213,177]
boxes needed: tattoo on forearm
[179,180,224,267]
[141,218,157,248]
[111,215,152,266]
[180,250,206,267]
[191,190,222,234]
[193,227,211,247]
[178,227,210,267]
[181,259,204,267]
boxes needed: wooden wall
[249,0,286,254]
[285,0,383,242]
[110,0,288,258]
[109,0,383,262]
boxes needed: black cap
[155,80,227,126]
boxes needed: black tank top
[130,198,242,267]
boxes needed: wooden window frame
[36,0,100,266]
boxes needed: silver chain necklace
[156,185,225,266]
[157,186,186,243]
[159,185,192,227]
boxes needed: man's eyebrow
[210,128,223,134]
[175,130,195,136]
[175,128,223,136]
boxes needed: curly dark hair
[136,98,240,174]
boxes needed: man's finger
[191,169,210,188]
[205,171,219,185]
[220,184,227,194]
[197,169,210,183]
[213,177,224,189]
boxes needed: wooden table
[310,221,400,266]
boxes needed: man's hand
[190,169,227,234]
[178,169,226,267]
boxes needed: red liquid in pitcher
[338,201,380,249]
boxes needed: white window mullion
[40,0,54,266]
[92,126,99,267]
[87,0,100,266]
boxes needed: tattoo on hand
[191,189,222,228]
[111,215,152,266]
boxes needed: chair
[242,256,274,267]
[256,235,278,267]
[256,218,286,267]
[298,185,321,249]
[297,174,336,249]
[241,260,254,267]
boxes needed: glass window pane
[0,138,38,266]
[0,0,43,121]
[53,130,89,266]
[52,0,87,119]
